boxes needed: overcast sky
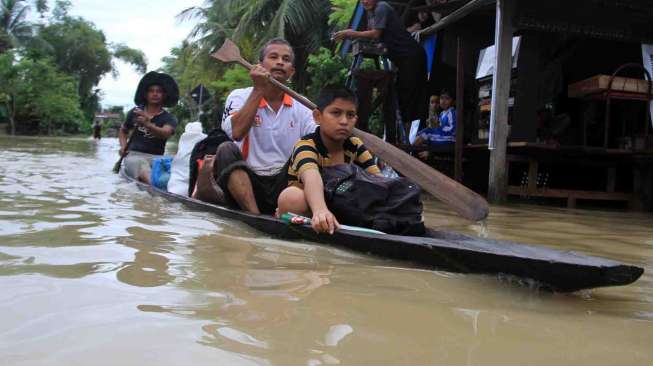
[59,0,204,108]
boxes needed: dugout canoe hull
[123,174,643,292]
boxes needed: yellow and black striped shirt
[287,127,381,188]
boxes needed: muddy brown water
[0,136,652,365]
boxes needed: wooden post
[455,36,465,182]
[488,0,514,204]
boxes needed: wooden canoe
[122,173,643,292]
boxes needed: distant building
[94,112,123,137]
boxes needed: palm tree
[0,0,33,53]
[179,0,332,92]
[232,0,332,91]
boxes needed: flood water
[0,136,652,365]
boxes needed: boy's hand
[418,151,430,160]
[311,208,340,235]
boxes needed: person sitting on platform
[424,94,441,129]
[406,10,435,33]
[333,0,428,135]
[413,89,455,160]
[118,71,179,183]
[194,38,316,215]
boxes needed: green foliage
[32,13,146,123]
[26,58,85,134]
[0,50,20,133]
[209,66,250,103]
[168,1,362,128]
[39,17,112,95]
[0,0,34,53]
[112,43,147,74]
[329,0,357,28]
[234,0,333,91]
[178,0,333,93]
[1,0,146,135]
[305,47,349,100]
[51,0,71,21]
[160,41,223,128]
[0,51,84,135]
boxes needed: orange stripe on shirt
[241,134,250,161]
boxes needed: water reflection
[1,136,652,365]
[135,233,336,361]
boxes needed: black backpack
[322,164,425,236]
[188,128,232,196]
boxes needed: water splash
[477,219,489,239]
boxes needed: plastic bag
[167,122,206,195]
[151,156,173,190]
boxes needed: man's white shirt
[222,87,317,176]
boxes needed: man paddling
[195,38,316,215]
[118,71,179,184]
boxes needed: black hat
[134,71,179,108]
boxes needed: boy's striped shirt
[287,127,381,187]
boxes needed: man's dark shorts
[213,142,288,215]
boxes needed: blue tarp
[422,34,437,79]
[340,1,364,58]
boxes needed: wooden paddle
[211,39,489,221]
[113,131,134,173]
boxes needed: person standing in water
[93,120,102,139]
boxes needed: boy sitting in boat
[277,86,424,235]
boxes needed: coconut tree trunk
[292,47,309,93]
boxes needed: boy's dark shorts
[214,142,288,215]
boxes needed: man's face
[314,98,358,142]
[361,0,378,11]
[260,44,295,82]
[146,85,165,105]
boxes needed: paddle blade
[112,159,122,174]
[211,39,243,64]
[353,128,490,221]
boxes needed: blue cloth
[151,156,173,190]
[417,108,456,145]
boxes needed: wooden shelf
[568,75,653,99]
[508,186,633,208]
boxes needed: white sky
[52,0,204,108]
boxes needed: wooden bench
[506,150,634,208]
